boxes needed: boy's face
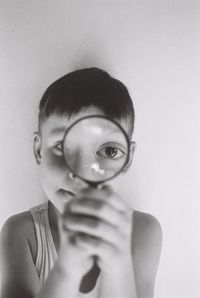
[34,106,134,213]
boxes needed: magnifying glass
[62,115,130,187]
[62,115,130,284]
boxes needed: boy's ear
[122,141,136,173]
[33,131,42,165]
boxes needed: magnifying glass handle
[92,255,100,279]
[85,181,99,188]
[87,179,107,189]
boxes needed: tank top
[30,202,100,298]
[30,202,57,284]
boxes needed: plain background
[0,1,200,297]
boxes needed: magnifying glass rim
[62,114,130,185]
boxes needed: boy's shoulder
[1,210,34,237]
[132,210,162,244]
[133,210,162,231]
[1,210,37,261]
[132,211,162,268]
[131,210,162,295]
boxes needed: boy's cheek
[40,152,68,182]
[43,150,66,170]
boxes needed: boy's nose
[66,148,96,181]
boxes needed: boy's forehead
[40,111,132,138]
[40,108,105,136]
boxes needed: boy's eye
[55,142,63,151]
[97,146,124,159]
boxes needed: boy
[0,67,162,298]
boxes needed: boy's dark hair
[38,67,135,136]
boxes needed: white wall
[0,1,200,297]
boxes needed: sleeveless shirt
[30,202,57,284]
[30,202,100,298]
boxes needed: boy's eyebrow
[50,127,66,135]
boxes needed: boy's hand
[58,207,94,280]
[62,186,133,274]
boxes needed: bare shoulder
[1,210,34,234]
[133,210,162,240]
[131,210,162,297]
[132,209,162,259]
[0,211,40,298]
[1,210,36,261]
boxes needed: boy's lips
[65,190,75,196]
[58,189,75,197]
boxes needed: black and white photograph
[0,1,199,298]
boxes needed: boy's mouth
[58,189,75,197]
[65,190,75,196]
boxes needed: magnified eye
[97,146,124,159]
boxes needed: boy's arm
[99,212,162,298]
[132,212,162,297]
[0,214,81,298]
[0,215,41,298]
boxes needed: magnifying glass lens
[63,116,129,184]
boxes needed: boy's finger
[64,214,123,247]
[69,198,125,227]
[77,186,128,212]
